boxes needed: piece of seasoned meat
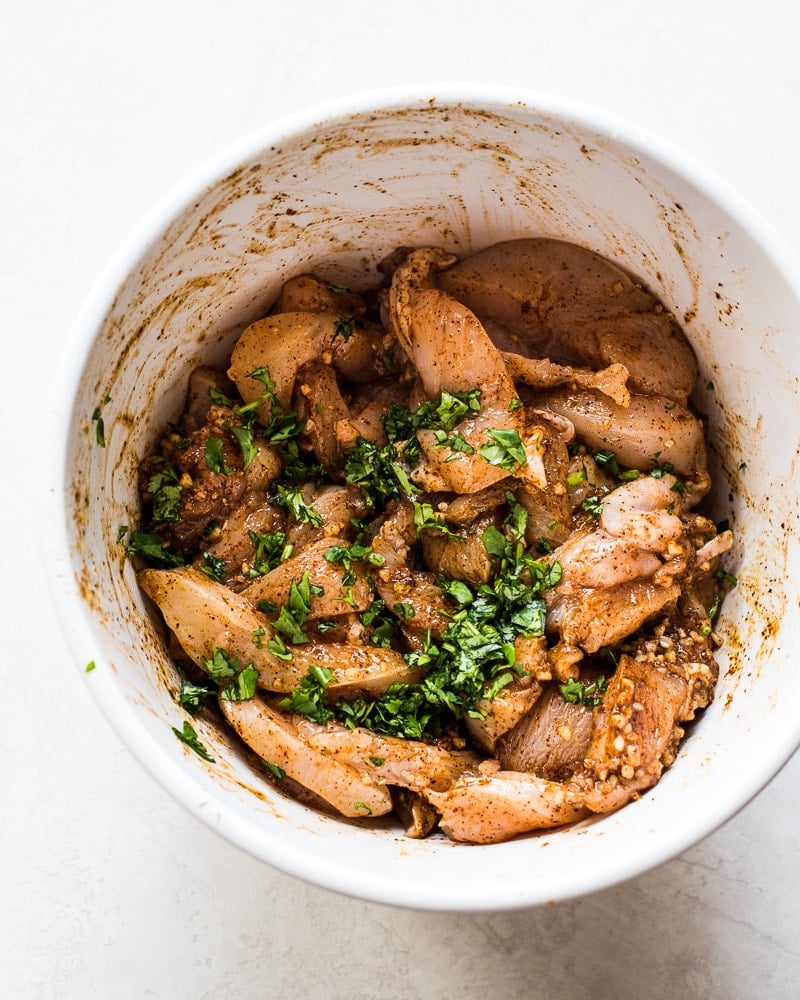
[497,677,598,781]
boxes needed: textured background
[3,1,799,996]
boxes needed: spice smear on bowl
[130,239,735,844]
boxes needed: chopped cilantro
[208,385,235,408]
[478,428,526,471]
[582,494,605,517]
[359,599,400,647]
[198,551,226,581]
[323,539,385,572]
[172,721,215,762]
[333,313,365,342]
[560,675,608,707]
[146,463,183,522]
[205,437,232,475]
[85,660,96,673]
[273,485,323,526]
[219,665,259,702]
[126,530,185,567]
[229,424,259,470]
[279,664,335,723]
[263,760,286,779]
[197,648,258,702]
[268,572,324,646]
[91,395,111,447]
[178,675,215,713]
[282,497,562,740]
[412,502,457,538]
[247,530,291,576]
[344,438,414,510]
[199,647,241,683]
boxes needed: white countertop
[4,1,800,996]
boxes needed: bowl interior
[56,91,800,910]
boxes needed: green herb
[126,530,185,567]
[247,530,291,576]
[438,430,475,459]
[272,606,311,645]
[327,282,351,293]
[478,428,526,471]
[269,572,323,646]
[117,525,129,542]
[219,665,259,702]
[333,314,365,343]
[266,635,293,660]
[197,648,258,702]
[293,528,559,740]
[582,494,605,517]
[593,449,640,482]
[274,439,327,486]
[566,466,587,487]
[369,757,385,767]
[172,721,215,762]
[273,485,323,527]
[440,578,473,605]
[263,760,286,779]
[91,395,111,447]
[382,389,482,465]
[146,463,183,522]
[279,664,336,723]
[509,397,523,412]
[229,425,259,470]
[393,602,415,619]
[323,539,385,572]
[199,647,241,683]
[344,437,414,510]
[208,386,235,408]
[199,551,226,581]
[237,368,306,448]
[205,437,232,475]
[178,675,215,713]
[252,626,267,648]
[412,501,458,538]
[649,458,675,478]
[714,569,738,587]
[85,660,96,673]
[560,675,608,707]
[353,802,373,816]
[359,599,400,647]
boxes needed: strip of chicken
[138,567,423,698]
[220,696,393,818]
[425,769,588,844]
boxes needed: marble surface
[3,1,800,996]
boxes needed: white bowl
[46,85,800,911]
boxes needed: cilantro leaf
[219,665,259,702]
[279,665,335,723]
[478,428,526,471]
[560,675,608,707]
[172,721,215,762]
[205,437,232,475]
[273,485,323,527]
[145,462,183,522]
[126,530,185,567]
[229,424,259,470]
